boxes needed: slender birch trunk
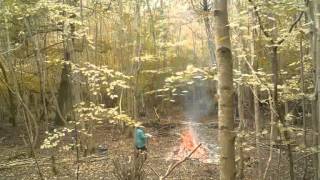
[214,1,236,179]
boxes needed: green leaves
[74,102,136,126]
[41,127,73,150]
[72,62,130,98]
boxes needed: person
[134,122,152,159]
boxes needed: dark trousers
[136,146,147,151]
[135,146,147,160]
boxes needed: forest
[0,0,318,179]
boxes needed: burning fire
[170,128,210,163]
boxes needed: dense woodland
[0,0,319,179]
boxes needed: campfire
[168,127,211,163]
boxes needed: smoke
[183,79,216,122]
[181,76,219,163]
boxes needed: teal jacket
[135,127,147,148]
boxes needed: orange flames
[173,128,209,162]
[181,130,196,151]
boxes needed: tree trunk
[202,0,216,65]
[24,19,48,130]
[251,11,262,177]
[314,2,320,178]
[300,34,308,178]
[305,1,318,179]
[55,50,73,125]
[134,0,142,120]
[0,58,16,127]
[214,1,236,179]
[3,15,18,127]
[237,57,245,180]
[271,46,279,141]
[271,45,294,180]
[55,1,77,126]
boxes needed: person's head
[134,122,144,129]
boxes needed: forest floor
[0,113,222,179]
[0,112,308,180]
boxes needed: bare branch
[278,4,308,45]
[148,165,160,177]
[249,0,308,45]
[248,0,271,39]
[160,143,202,180]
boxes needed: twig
[160,143,202,180]
[148,165,160,177]
[153,107,160,121]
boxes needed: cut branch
[160,143,202,180]
[148,144,202,179]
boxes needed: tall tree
[202,0,216,64]
[214,0,236,179]
[313,1,320,178]
[55,1,77,125]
